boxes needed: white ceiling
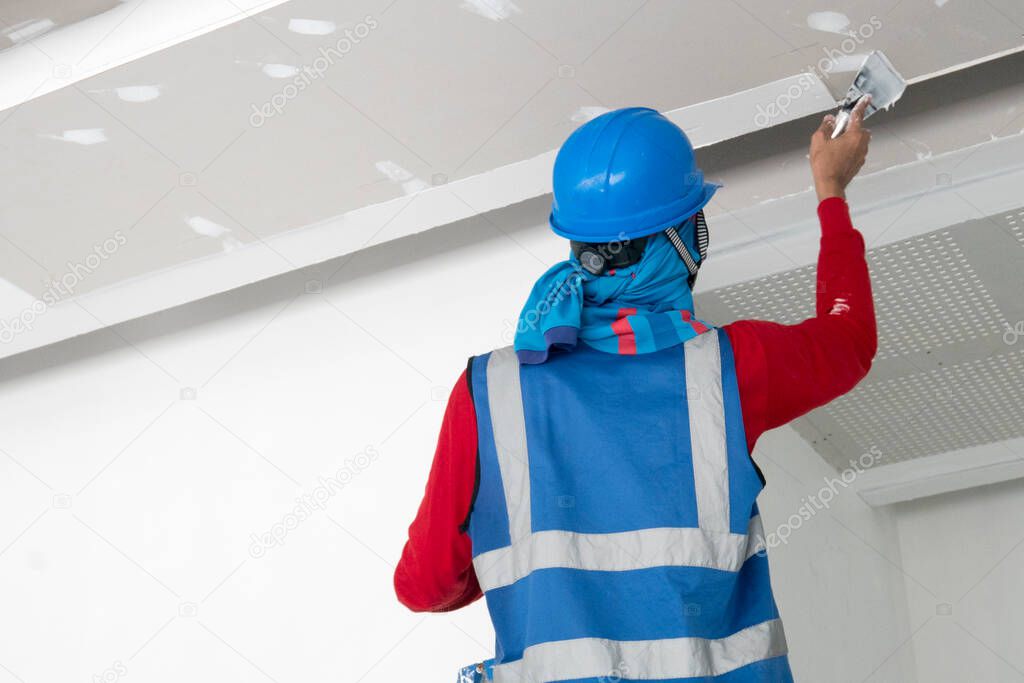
[0,0,1022,360]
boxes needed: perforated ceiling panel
[697,208,1024,470]
[1007,208,1024,247]
[825,351,1024,463]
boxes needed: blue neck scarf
[514,233,713,364]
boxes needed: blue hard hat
[550,107,719,242]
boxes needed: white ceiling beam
[854,438,1024,506]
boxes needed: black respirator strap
[694,210,709,262]
[665,210,709,288]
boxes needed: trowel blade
[831,50,906,137]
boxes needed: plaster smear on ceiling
[0,0,122,49]
[187,216,244,253]
[375,160,431,195]
[261,63,302,79]
[461,0,522,22]
[806,11,852,35]
[41,128,108,145]
[2,18,57,44]
[287,18,337,36]
[109,85,163,103]
[571,106,611,123]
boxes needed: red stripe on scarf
[612,308,637,354]
[681,310,710,335]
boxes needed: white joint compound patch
[460,0,521,22]
[113,85,162,102]
[806,11,851,35]
[261,64,301,79]
[571,106,611,123]
[287,18,336,35]
[42,129,107,145]
[2,18,55,43]
[375,161,430,195]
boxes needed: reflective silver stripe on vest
[486,347,532,543]
[684,331,730,533]
[491,618,787,683]
[474,514,766,592]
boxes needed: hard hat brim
[549,181,720,242]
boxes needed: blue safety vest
[465,329,792,682]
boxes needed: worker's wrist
[818,194,854,236]
[815,181,846,203]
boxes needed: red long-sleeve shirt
[395,197,876,613]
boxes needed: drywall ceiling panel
[985,0,1024,27]
[882,0,1024,79]
[489,0,650,66]
[0,0,825,303]
[563,0,799,110]
[729,0,1024,85]
[697,209,1024,470]
[0,85,182,293]
[259,0,556,178]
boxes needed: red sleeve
[394,369,482,612]
[724,197,878,453]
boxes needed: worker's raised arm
[809,95,872,203]
[725,97,877,449]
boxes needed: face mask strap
[664,210,709,288]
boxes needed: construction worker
[396,96,876,682]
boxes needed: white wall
[0,199,915,682]
[892,478,1024,683]
[753,427,917,683]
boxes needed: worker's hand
[809,95,872,202]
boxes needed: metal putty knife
[831,50,907,138]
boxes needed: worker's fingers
[849,94,872,129]
[813,114,835,141]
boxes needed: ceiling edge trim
[854,437,1024,506]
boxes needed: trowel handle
[830,108,853,139]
